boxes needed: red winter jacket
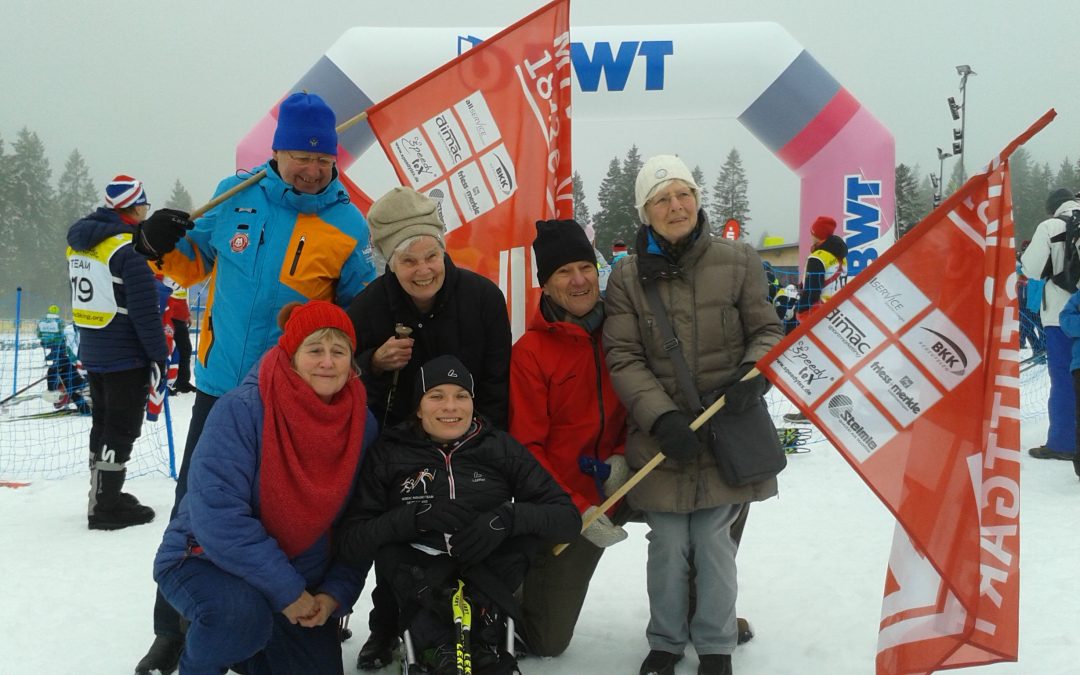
[509,306,627,514]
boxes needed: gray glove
[602,455,630,497]
[581,505,628,548]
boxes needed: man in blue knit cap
[133,91,377,674]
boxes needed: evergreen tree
[709,148,751,238]
[1010,147,1039,243]
[0,134,13,277]
[593,146,643,256]
[944,157,966,196]
[165,179,194,212]
[916,173,937,220]
[55,149,98,231]
[7,128,59,303]
[691,165,707,212]
[571,171,591,228]
[894,163,922,238]
[592,156,623,256]
[1053,157,1078,193]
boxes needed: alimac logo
[827,394,878,451]
[919,327,969,376]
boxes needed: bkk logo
[919,327,969,376]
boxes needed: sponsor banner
[770,336,839,405]
[366,0,572,340]
[756,111,1056,673]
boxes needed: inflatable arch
[238,22,894,315]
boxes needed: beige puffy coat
[603,226,784,513]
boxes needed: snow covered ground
[0,371,1076,674]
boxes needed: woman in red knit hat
[152,300,378,674]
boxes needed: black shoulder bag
[642,282,786,487]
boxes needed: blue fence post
[12,287,22,396]
[162,390,177,479]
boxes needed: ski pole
[381,324,413,430]
[452,579,473,675]
[552,368,759,556]
[0,374,48,408]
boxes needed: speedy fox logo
[401,468,436,495]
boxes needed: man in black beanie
[509,219,633,656]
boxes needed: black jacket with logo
[346,255,512,429]
[337,417,580,566]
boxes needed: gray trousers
[644,504,743,656]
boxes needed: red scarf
[258,346,366,558]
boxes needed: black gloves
[723,364,770,413]
[415,499,476,535]
[135,208,194,259]
[651,411,701,461]
[449,505,512,565]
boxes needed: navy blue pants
[157,557,343,675]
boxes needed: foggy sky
[2,0,1075,243]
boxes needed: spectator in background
[36,303,90,414]
[154,300,377,674]
[1020,187,1078,461]
[66,175,167,531]
[345,186,512,670]
[785,216,848,424]
[773,284,800,336]
[1057,287,1080,480]
[164,277,195,394]
[611,239,629,264]
[796,216,848,317]
[132,91,378,675]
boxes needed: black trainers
[88,495,155,530]
[639,649,683,675]
[356,630,400,670]
[135,634,184,674]
[1028,446,1076,461]
[698,653,732,675]
[782,411,809,424]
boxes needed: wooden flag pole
[551,368,760,556]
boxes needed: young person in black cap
[338,355,580,675]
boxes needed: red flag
[366,0,572,338]
[339,172,375,218]
[758,111,1055,674]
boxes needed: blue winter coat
[153,365,378,615]
[156,162,377,396]
[66,208,167,372]
[1058,289,1080,372]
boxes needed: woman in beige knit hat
[344,186,513,670]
